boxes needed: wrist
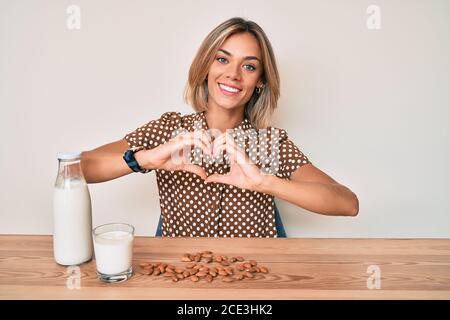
[255,174,278,195]
[134,149,154,171]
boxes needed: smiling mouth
[218,83,242,96]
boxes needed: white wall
[1,0,449,237]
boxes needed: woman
[81,17,359,238]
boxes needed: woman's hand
[136,131,212,180]
[205,133,265,191]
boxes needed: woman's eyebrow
[218,49,261,62]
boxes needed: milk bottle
[53,152,93,265]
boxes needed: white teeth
[219,83,241,93]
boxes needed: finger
[212,133,226,157]
[169,138,204,166]
[193,130,213,155]
[212,143,226,159]
[224,138,248,165]
[205,173,229,184]
[177,135,210,157]
[180,164,207,180]
[174,131,210,152]
[185,130,213,156]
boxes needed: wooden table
[1,235,449,300]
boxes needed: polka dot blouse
[124,111,311,238]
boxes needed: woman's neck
[204,106,245,133]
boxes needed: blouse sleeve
[123,112,182,150]
[275,129,312,179]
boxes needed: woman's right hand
[135,131,212,180]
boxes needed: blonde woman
[81,17,359,238]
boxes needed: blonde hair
[183,17,280,129]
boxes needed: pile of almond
[139,251,269,283]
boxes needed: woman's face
[206,32,264,112]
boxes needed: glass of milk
[93,223,135,283]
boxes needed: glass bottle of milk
[53,152,93,265]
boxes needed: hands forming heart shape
[144,130,266,192]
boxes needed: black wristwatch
[123,146,151,173]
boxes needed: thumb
[180,164,207,180]
[205,173,229,184]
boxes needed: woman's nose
[225,62,242,81]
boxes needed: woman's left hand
[205,133,266,192]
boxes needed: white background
[1,0,449,237]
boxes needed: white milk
[93,231,133,275]
[53,184,93,265]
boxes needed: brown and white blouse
[124,111,311,238]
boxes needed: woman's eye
[216,57,256,72]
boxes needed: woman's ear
[257,78,265,88]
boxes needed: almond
[190,275,199,282]
[210,267,218,273]
[181,255,192,262]
[234,274,244,280]
[225,267,234,275]
[190,269,198,275]
[204,257,213,263]
[218,270,228,276]
[260,266,269,273]
[143,269,152,275]
[209,271,217,277]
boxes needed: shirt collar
[194,111,253,132]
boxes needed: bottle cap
[57,152,82,160]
